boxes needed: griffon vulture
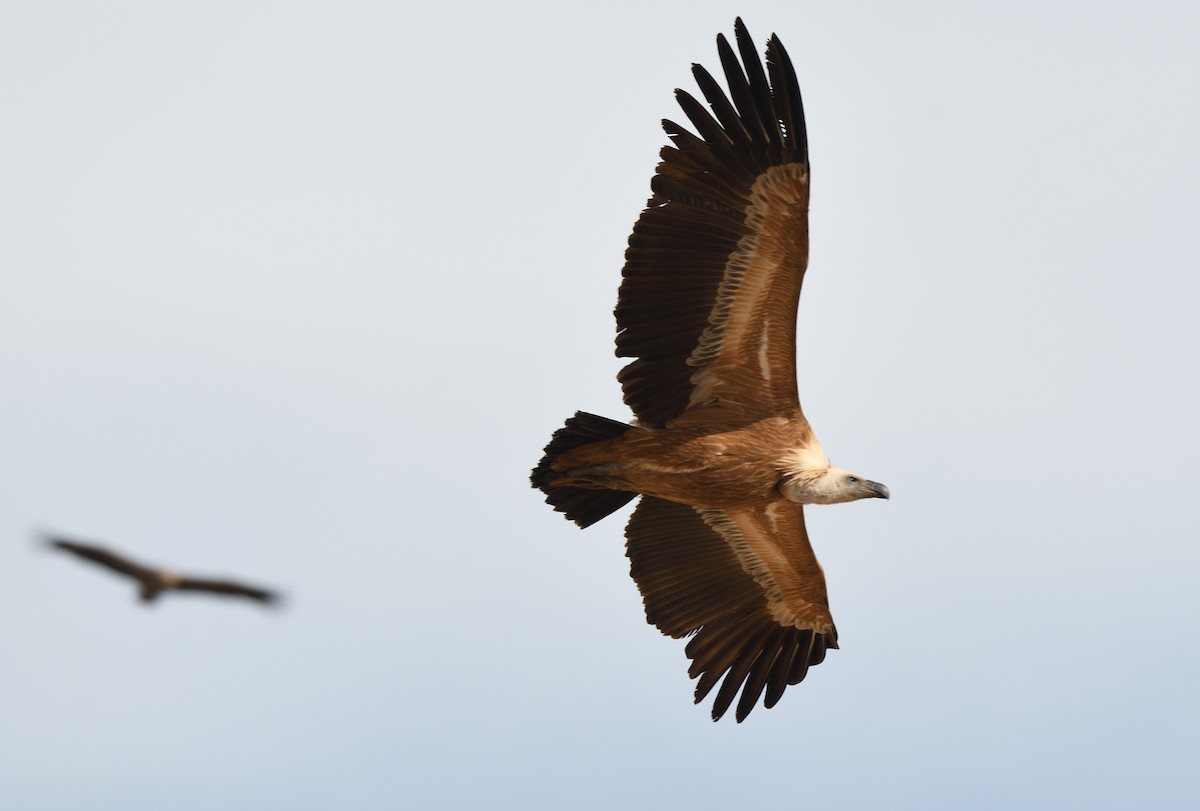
[44,535,280,606]
[531,20,888,722]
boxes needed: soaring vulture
[44,535,280,606]
[531,20,888,722]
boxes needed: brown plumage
[44,535,280,606]
[531,20,889,722]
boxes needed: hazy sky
[3,2,1199,809]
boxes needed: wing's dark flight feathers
[617,185,740,419]
[690,614,763,697]
[652,183,747,220]
[648,173,747,221]
[618,193,742,400]
[643,581,746,636]
[707,624,776,721]
[764,630,805,708]
[645,154,749,221]
[732,19,777,148]
[736,627,787,722]
[657,133,750,187]
[622,246,734,266]
[766,34,807,162]
[617,276,725,302]
[673,89,735,153]
[716,32,770,146]
[616,358,691,388]
[624,253,724,268]
[616,281,726,304]
[684,614,748,676]
[631,205,746,241]
[616,297,723,325]
[788,638,814,685]
[693,636,747,707]
[623,320,710,349]
[617,290,721,322]
[619,309,720,335]
[656,136,741,184]
[689,64,773,187]
[615,365,692,423]
[615,319,717,355]
[650,161,751,215]
[688,618,838,719]
[618,276,726,299]
[618,368,697,409]
[809,632,829,666]
[616,343,694,371]
[690,63,752,145]
[631,217,743,244]
[627,227,738,252]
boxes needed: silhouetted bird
[44,534,280,606]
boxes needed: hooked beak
[866,481,890,500]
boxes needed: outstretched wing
[174,576,279,604]
[616,18,810,428]
[625,497,837,722]
[45,536,152,581]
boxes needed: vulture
[531,19,888,722]
[44,535,280,606]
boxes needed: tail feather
[531,412,638,528]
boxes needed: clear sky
[2,2,1198,809]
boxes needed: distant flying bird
[44,535,280,606]
[531,20,889,722]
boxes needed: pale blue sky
[2,2,1198,809]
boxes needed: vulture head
[782,467,890,505]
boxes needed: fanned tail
[531,412,638,528]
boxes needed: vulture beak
[866,481,890,500]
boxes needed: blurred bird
[43,534,281,607]
[531,20,888,721]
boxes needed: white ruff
[777,444,830,478]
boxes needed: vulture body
[45,535,279,606]
[531,20,888,722]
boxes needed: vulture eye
[846,476,859,484]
